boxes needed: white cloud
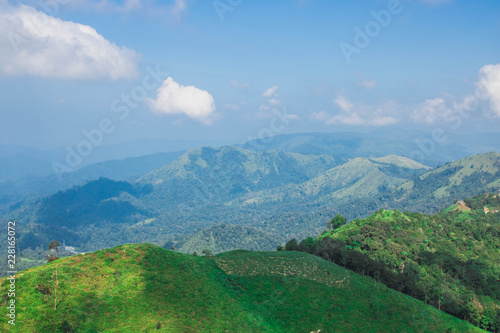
[476,63,500,117]
[262,85,279,98]
[286,113,300,121]
[369,116,399,127]
[255,84,298,121]
[411,98,452,123]
[328,112,365,126]
[0,4,138,80]
[269,98,280,106]
[147,77,216,125]
[311,110,329,122]
[334,95,354,112]
[230,80,250,89]
[313,95,399,127]
[169,0,187,20]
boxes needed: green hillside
[3,150,499,269]
[239,155,430,205]
[289,193,500,331]
[396,151,500,212]
[0,244,482,332]
[138,146,342,209]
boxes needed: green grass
[314,193,500,331]
[0,244,482,332]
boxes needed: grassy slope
[233,155,429,206]
[1,244,481,333]
[316,193,500,330]
[405,151,500,200]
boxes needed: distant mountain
[4,178,153,252]
[377,151,500,214]
[68,137,230,166]
[239,131,482,166]
[0,145,59,182]
[0,138,225,182]
[236,155,430,208]
[4,149,500,260]
[0,150,184,215]
[139,146,344,212]
[291,193,500,331]
[0,243,481,332]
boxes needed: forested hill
[286,193,500,332]
[3,149,500,261]
[0,244,482,332]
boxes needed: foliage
[0,244,481,332]
[2,150,499,274]
[327,214,347,230]
[288,193,500,332]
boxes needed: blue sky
[0,0,499,149]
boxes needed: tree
[285,239,298,251]
[328,214,348,230]
[47,241,61,262]
[202,249,213,256]
[298,237,315,253]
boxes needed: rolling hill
[290,193,500,331]
[138,146,343,206]
[383,151,500,213]
[0,243,482,332]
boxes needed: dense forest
[2,150,499,275]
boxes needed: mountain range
[4,146,499,260]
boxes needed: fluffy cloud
[411,98,452,123]
[334,95,354,112]
[269,98,280,106]
[256,85,299,120]
[146,77,216,125]
[0,4,138,80]
[312,95,398,127]
[476,63,500,117]
[262,85,279,98]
